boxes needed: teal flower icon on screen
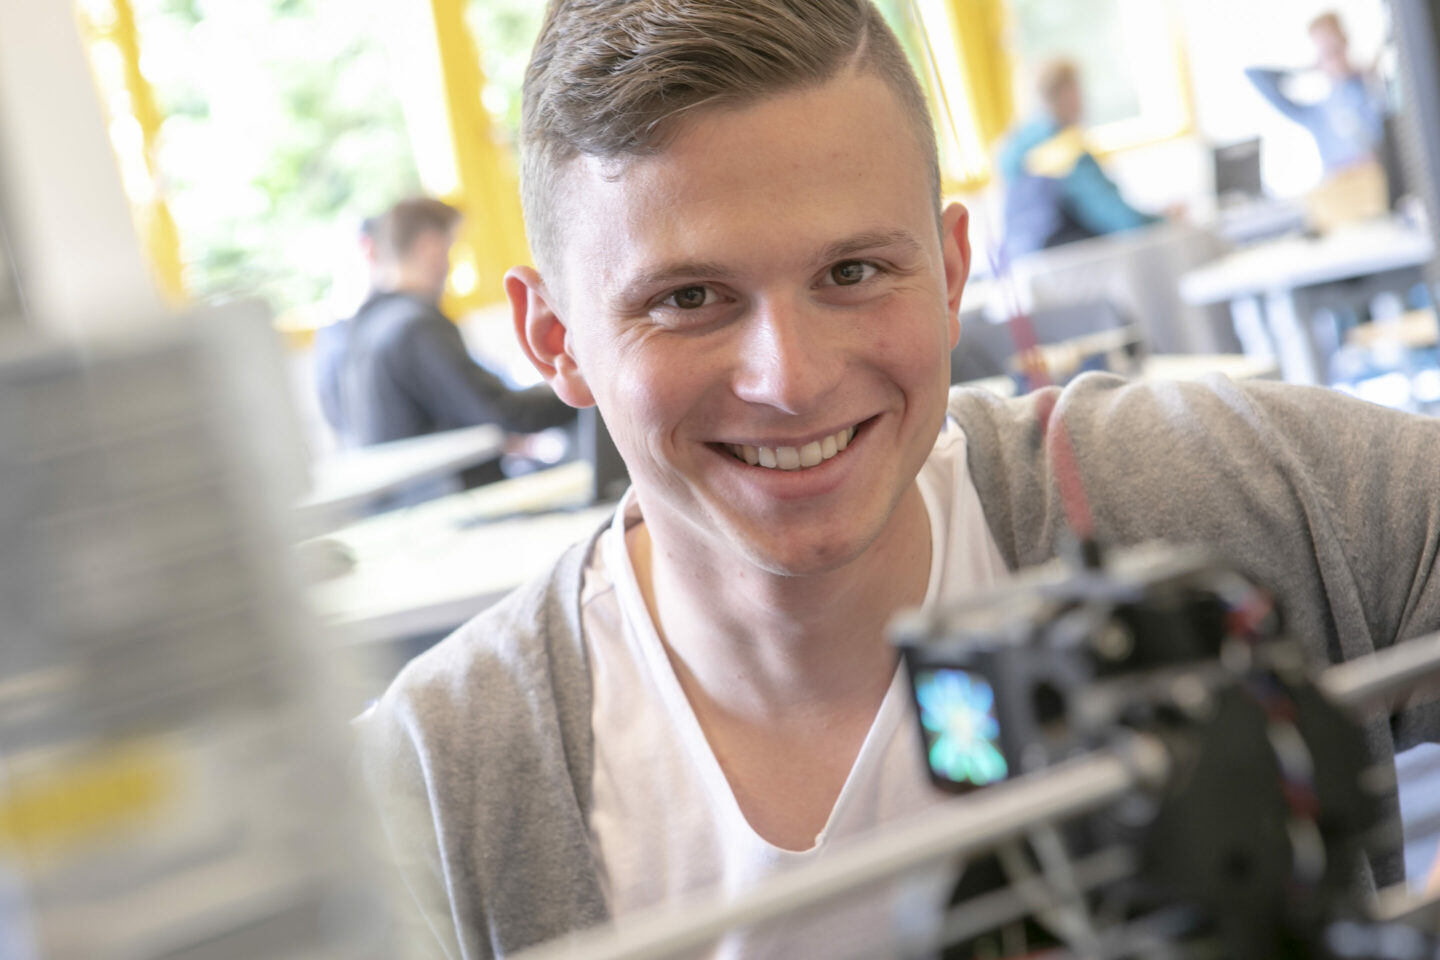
[916,670,1008,787]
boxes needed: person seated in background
[315,197,575,494]
[1245,11,1386,178]
[998,59,1160,261]
[314,214,380,432]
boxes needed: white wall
[1177,0,1388,195]
[0,0,165,337]
[1095,0,1389,215]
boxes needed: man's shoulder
[947,370,1351,437]
[358,527,604,762]
[947,371,1435,566]
[357,293,448,341]
[352,528,613,952]
[399,526,593,678]
[945,372,1281,518]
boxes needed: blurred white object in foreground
[0,303,397,960]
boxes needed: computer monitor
[1212,138,1263,208]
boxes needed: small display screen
[913,667,1009,789]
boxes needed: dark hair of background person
[375,197,462,264]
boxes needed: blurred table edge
[306,460,607,645]
[296,423,506,525]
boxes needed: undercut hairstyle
[518,0,941,277]
[375,197,462,264]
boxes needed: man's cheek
[599,367,667,451]
[868,333,948,389]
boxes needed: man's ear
[505,265,595,408]
[940,202,972,350]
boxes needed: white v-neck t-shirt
[578,418,1008,958]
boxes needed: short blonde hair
[519,0,940,277]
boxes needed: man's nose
[730,296,845,415]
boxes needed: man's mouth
[722,423,860,471]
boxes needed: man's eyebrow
[817,229,926,263]
[614,230,927,303]
[616,260,731,303]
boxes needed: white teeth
[728,424,860,471]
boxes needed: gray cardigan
[357,374,1440,959]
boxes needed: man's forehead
[552,72,936,285]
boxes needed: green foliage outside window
[131,0,421,319]
[112,0,977,321]
[464,0,546,147]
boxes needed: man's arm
[1060,154,1159,236]
[1246,67,1315,125]
[400,313,576,434]
[353,536,609,957]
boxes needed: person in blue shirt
[1245,11,1386,176]
[998,59,1160,261]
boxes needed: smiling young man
[357,2,1440,957]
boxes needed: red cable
[1035,389,1096,542]
[981,223,1097,544]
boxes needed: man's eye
[664,286,711,309]
[830,261,877,286]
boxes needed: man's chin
[730,527,878,579]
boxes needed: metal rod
[1372,882,1440,930]
[516,739,1167,960]
[935,846,1137,948]
[519,632,1440,960]
[1321,630,1440,712]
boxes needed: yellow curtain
[907,0,1013,191]
[428,0,531,317]
[943,0,1012,149]
[76,0,187,305]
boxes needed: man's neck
[628,484,931,722]
[625,486,932,849]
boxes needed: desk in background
[307,460,608,647]
[1179,217,1434,385]
[992,221,1237,356]
[296,423,505,528]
